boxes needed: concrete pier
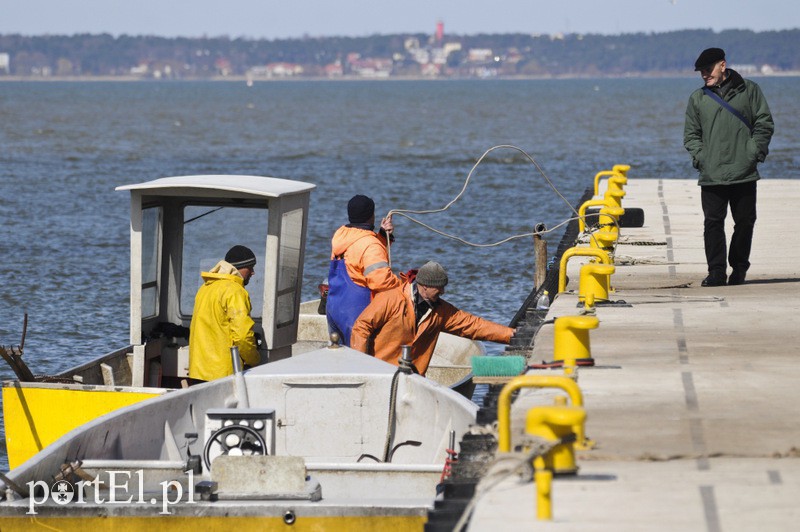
[467,179,800,531]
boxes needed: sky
[0,0,796,39]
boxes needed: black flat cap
[694,48,725,71]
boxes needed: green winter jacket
[683,69,774,186]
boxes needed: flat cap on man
[694,48,725,71]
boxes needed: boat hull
[3,305,482,468]
[2,382,164,469]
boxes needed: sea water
[1,77,799,469]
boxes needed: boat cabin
[2,175,317,469]
[116,175,316,385]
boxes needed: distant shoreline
[3,69,800,83]
[2,71,799,83]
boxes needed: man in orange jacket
[350,261,514,376]
[327,194,401,345]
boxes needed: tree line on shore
[0,28,797,79]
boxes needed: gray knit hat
[225,245,257,269]
[416,261,448,288]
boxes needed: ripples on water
[1,78,799,467]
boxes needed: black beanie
[225,245,257,269]
[348,195,375,224]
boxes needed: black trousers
[700,181,757,276]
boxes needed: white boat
[1,174,481,472]
[0,345,477,527]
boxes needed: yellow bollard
[604,187,626,208]
[613,164,631,178]
[598,205,625,234]
[578,190,625,232]
[587,229,618,251]
[553,315,600,365]
[526,405,588,520]
[579,263,615,303]
[582,293,597,315]
[496,375,586,454]
[592,170,616,196]
[558,247,612,293]
[534,458,553,520]
[593,164,630,195]
[527,405,587,475]
[608,175,628,193]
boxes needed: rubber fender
[585,206,644,228]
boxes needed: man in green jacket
[684,47,774,287]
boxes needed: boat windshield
[180,204,268,318]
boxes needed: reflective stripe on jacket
[350,283,514,376]
[189,260,259,381]
[330,225,400,293]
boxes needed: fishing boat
[0,345,477,528]
[1,175,482,469]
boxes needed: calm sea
[1,78,799,469]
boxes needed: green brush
[471,355,527,377]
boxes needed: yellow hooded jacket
[189,260,259,381]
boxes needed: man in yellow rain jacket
[327,195,400,345]
[351,261,514,376]
[189,245,260,382]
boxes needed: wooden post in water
[534,223,548,290]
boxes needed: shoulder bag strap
[702,87,753,132]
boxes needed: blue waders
[326,258,371,346]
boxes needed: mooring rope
[382,144,618,265]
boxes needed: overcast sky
[0,0,796,39]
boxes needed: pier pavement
[467,178,800,531]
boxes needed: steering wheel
[203,424,267,469]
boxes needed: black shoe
[728,270,746,285]
[701,274,727,287]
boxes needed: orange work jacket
[330,225,400,293]
[350,283,514,375]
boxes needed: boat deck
[469,178,800,531]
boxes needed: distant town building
[324,62,344,77]
[731,63,758,75]
[0,53,9,74]
[443,42,462,58]
[130,63,149,76]
[248,63,304,78]
[348,57,393,78]
[410,48,431,65]
[467,49,494,63]
[215,58,232,76]
[420,63,441,77]
[404,38,420,51]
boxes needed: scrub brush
[471,355,527,377]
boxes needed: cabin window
[180,205,267,318]
[141,206,162,319]
[276,208,304,328]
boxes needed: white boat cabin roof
[116,175,315,199]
